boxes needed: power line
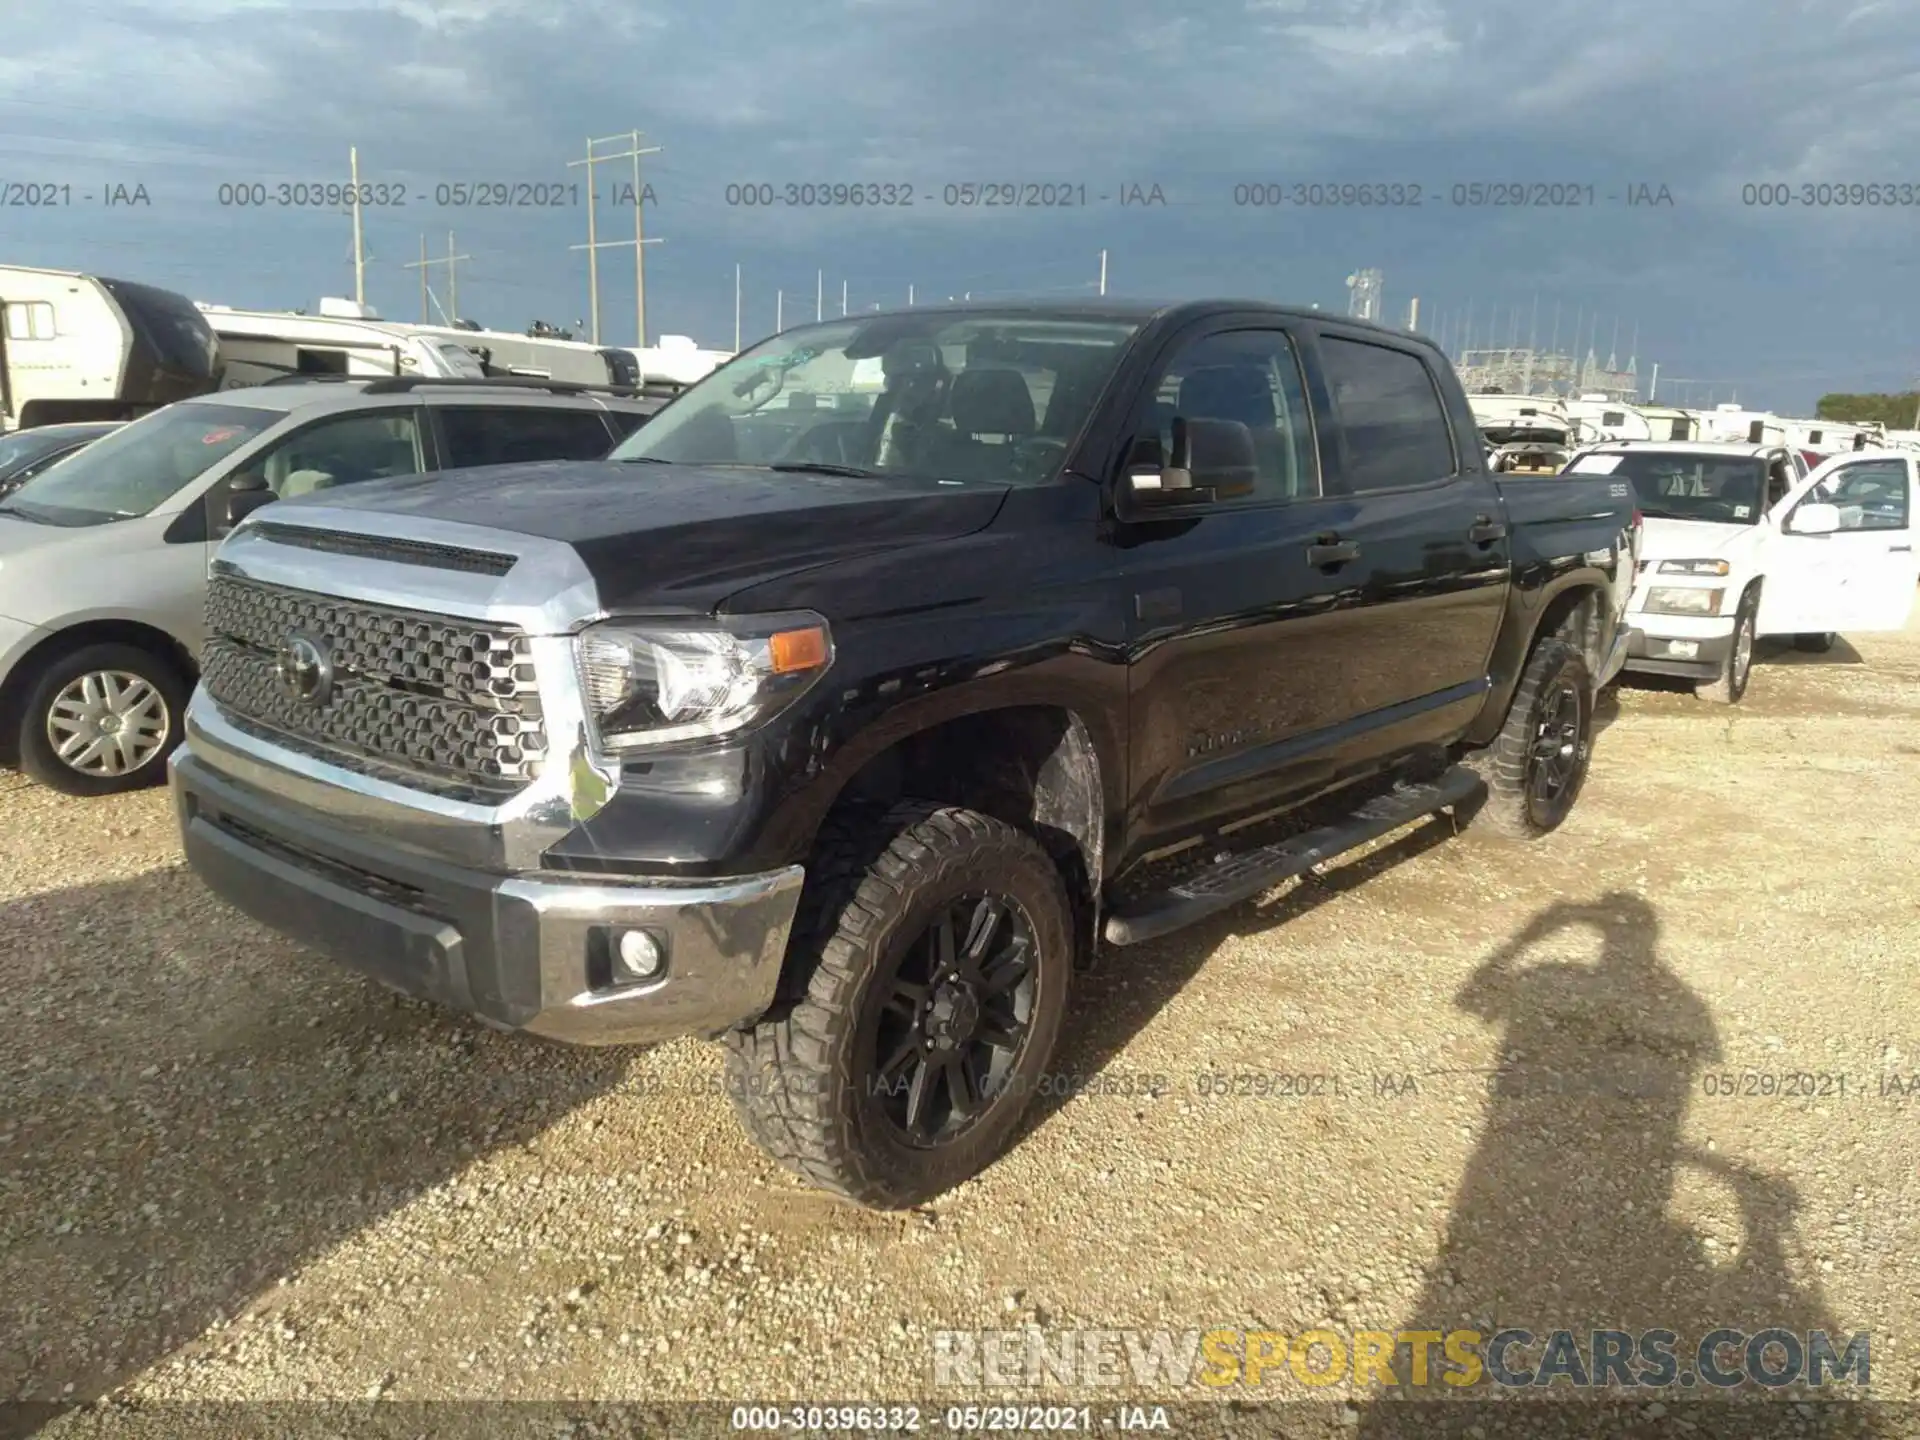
[402,232,471,322]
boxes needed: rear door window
[436,407,616,468]
[1318,336,1458,492]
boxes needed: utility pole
[908,285,914,306]
[776,290,783,332]
[349,146,366,307]
[569,132,663,346]
[411,235,427,321]
[734,264,742,351]
[404,232,470,324]
[1099,250,1107,296]
[1650,362,1659,402]
[841,280,848,317]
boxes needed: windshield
[0,401,275,525]
[0,427,89,473]
[609,312,1143,484]
[1607,452,1769,524]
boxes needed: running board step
[1102,765,1486,947]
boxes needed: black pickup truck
[169,300,1637,1208]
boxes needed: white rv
[1634,405,1700,442]
[624,334,732,385]
[199,299,490,388]
[0,265,220,430]
[400,320,644,388]
[1695,404,1786,445]
[1563,393,1654,445]
[1780,418,1884,455]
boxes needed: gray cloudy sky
[3,0,1916,409]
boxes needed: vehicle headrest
[1180,366,1274,429]
[950,369,1036,436]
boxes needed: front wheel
[1695,589,1757,704]
[723,802,1073,1209]
[17,642,189,796]
[1462,637,1593,840]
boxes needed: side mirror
[225,472,277,528]
[1788,502,1840,535]
[1122,416,1257,507]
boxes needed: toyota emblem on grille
[275,632,333,706]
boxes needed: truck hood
[284,460,1014,610]
[1635,516,1763,562]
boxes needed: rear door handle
[1891,544,1913,553]
[1307,539,1360,567]
[1469,516,1508,544]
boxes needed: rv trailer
[197,299,491,388]
[0,265,220,430]
[1563,393,1654,445]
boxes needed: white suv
[1565,440,1919,703]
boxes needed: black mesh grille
[201,574,547,791]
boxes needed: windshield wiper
[616,454,674,464]
[766,462,884,478]
[0,502,49,524]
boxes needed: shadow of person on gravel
[1351,892,1884,1440]
[0,863,635,1425]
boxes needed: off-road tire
[17,642,189,797]
[1461,637,1593,840]
[1792,632,1837,654]
[723,801,1073,1209]
[1696,586,1758,704]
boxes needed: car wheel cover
[46,669,171,776]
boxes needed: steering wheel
[1010,437,1068,479]
[779,422,867,467]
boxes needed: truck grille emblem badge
[275,632,333,707]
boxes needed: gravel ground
[4,617,1920,1439]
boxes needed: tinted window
[1812,459,1909,531]
[1137,328,1317,503]
[239,411,423,498]
[1319,337,1456,491]
[438,407,615,468]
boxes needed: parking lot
[4,616,1918,1431]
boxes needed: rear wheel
[17,642,188,796]
[1696,588,1757,704]
[723,802,1073,1209]
[1792,631,1837,653]
[1463,637,1593,840]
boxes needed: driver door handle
[1469,515,1508,544]
[1307,536,1360,567]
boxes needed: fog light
[615,929,665,980]
[1666,640,1699,659]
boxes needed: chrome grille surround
[183,505,618,871]
[202,575,547,792]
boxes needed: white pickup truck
[1564,440,1919,703]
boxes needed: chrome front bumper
[168,508,805,1046]
[171,736,803,1045]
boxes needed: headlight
[574,611,832,750]
[1656,559,1730,576]
[1644,586,1724,616]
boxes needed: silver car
[0,377,671,795]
